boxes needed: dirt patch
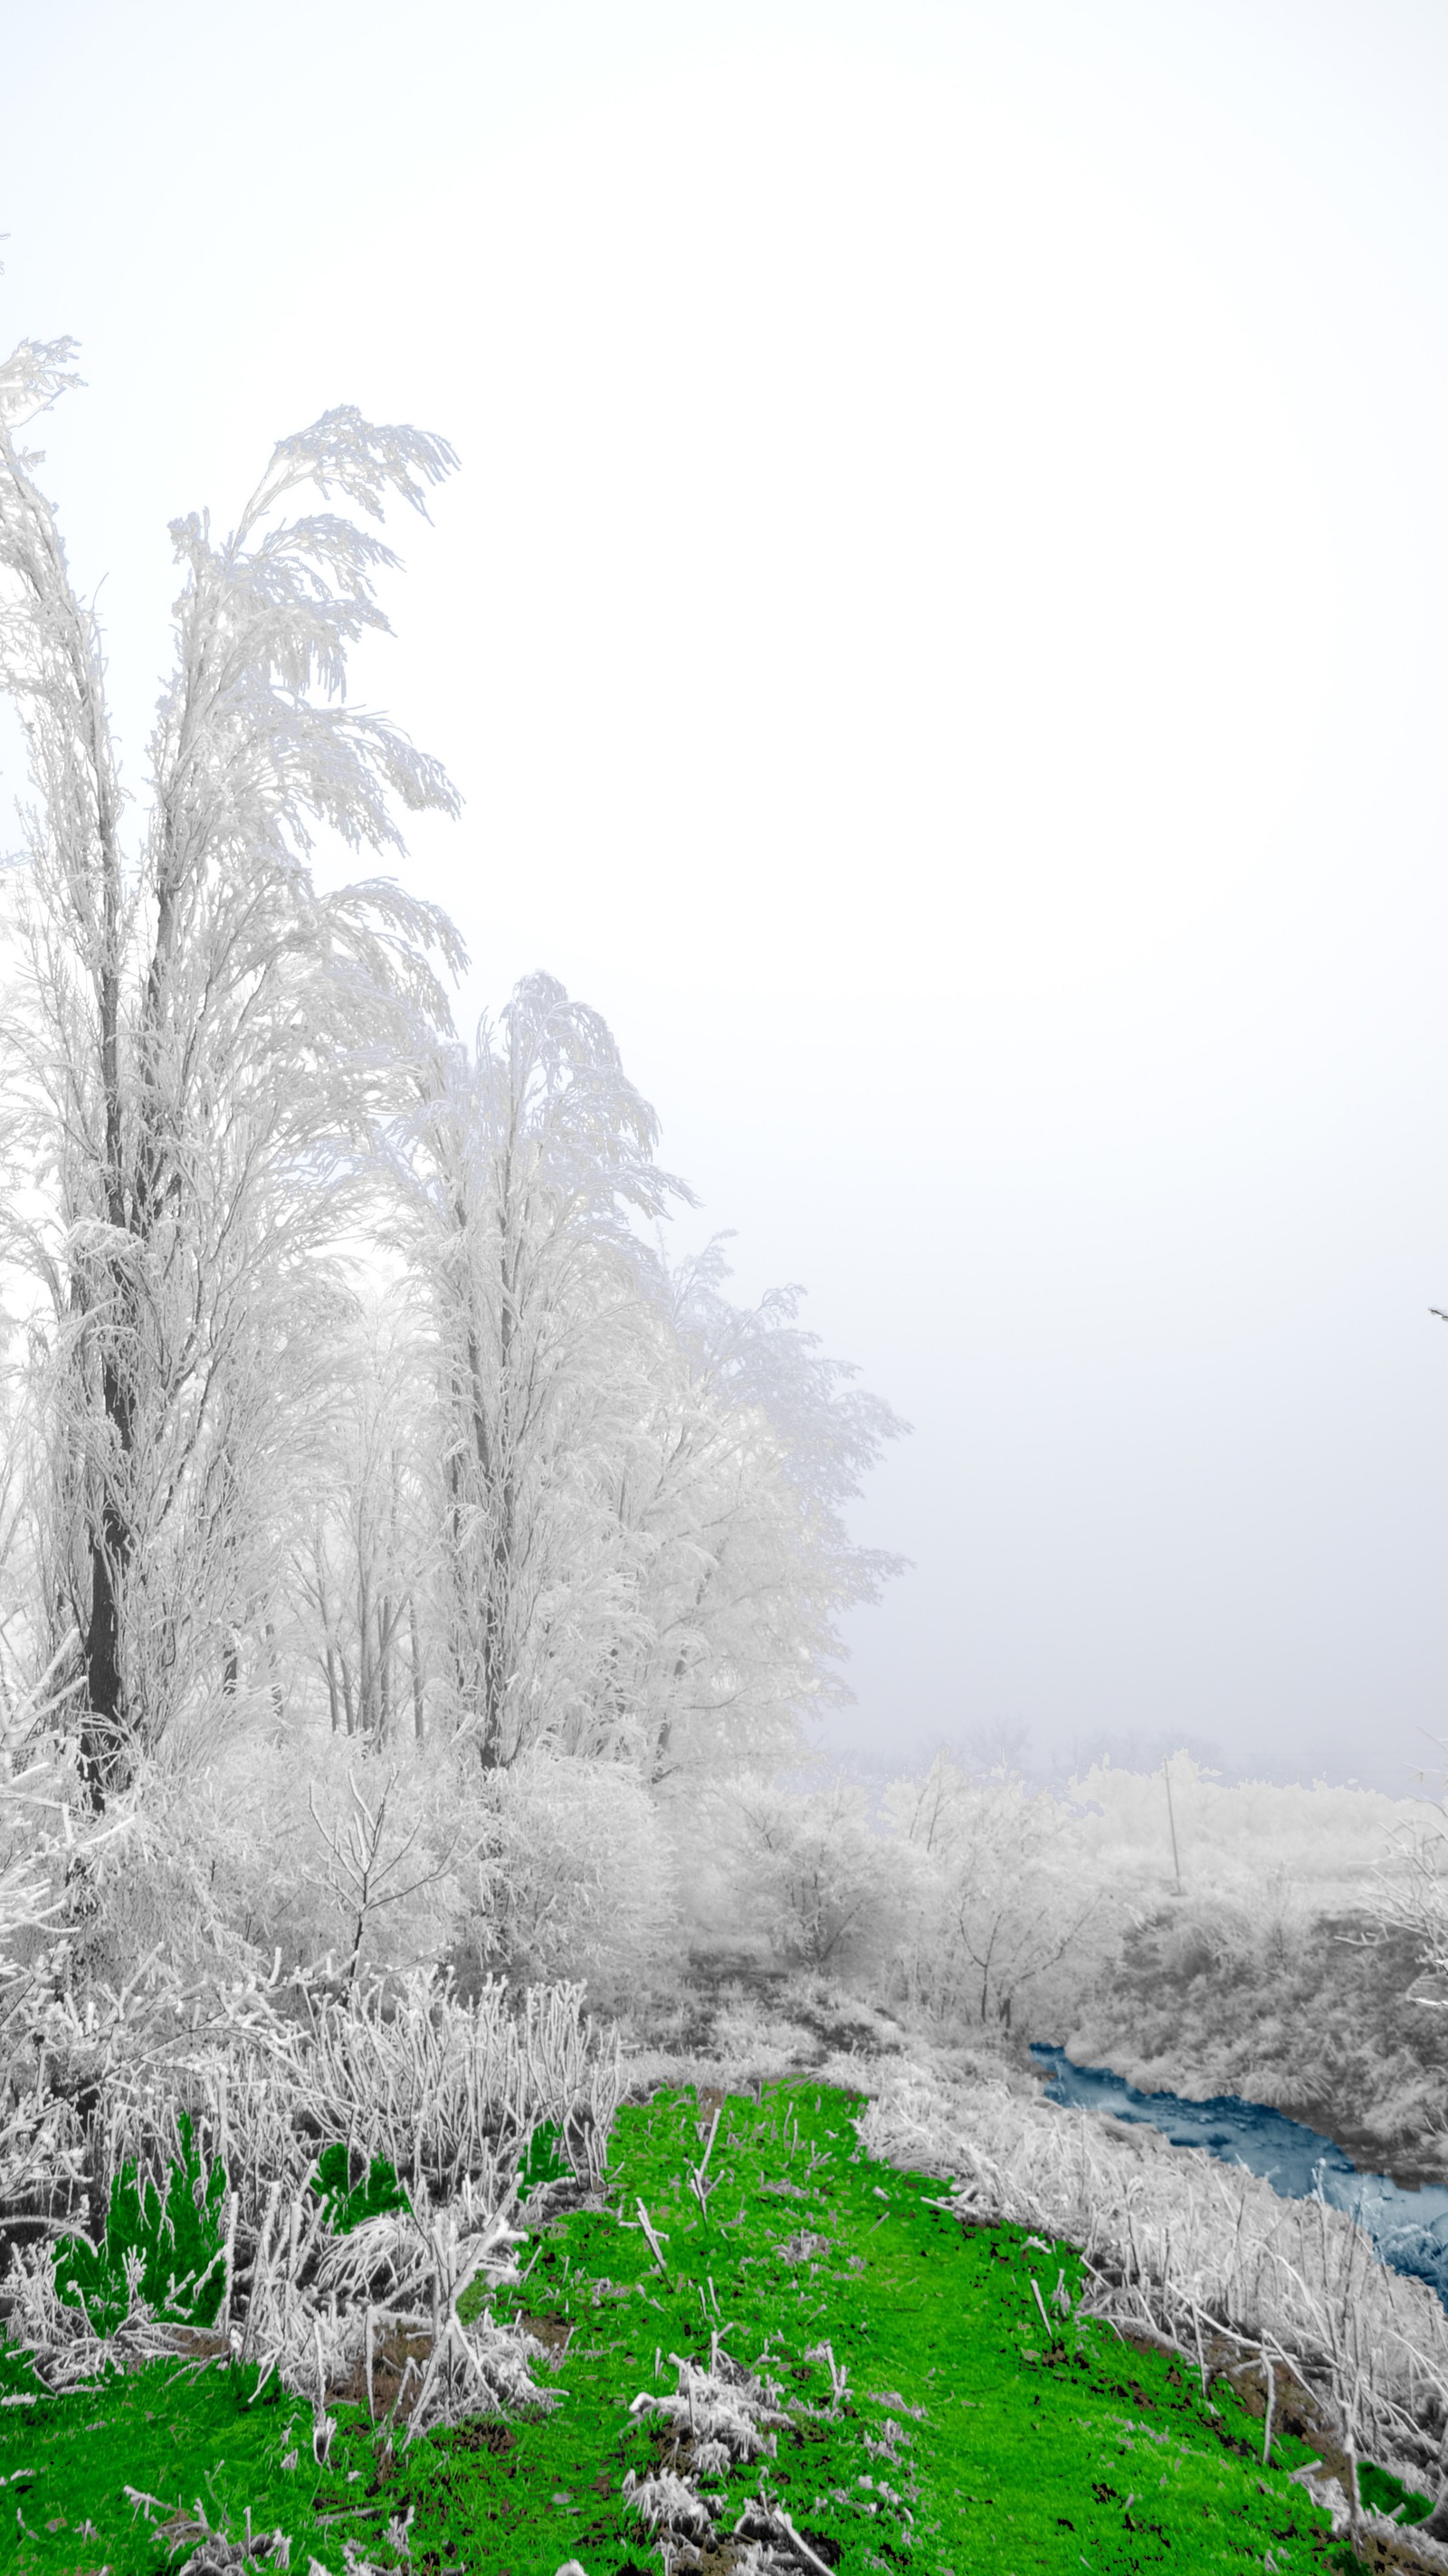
[326,2321,433,2423]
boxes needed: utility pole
[1163,1754,1183,1895]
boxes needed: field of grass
[0,2075,1394,2574]
[3,1963,1448,2574]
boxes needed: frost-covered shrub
[447,1743,682,2009]
[291,1730,480,1993]
[38,1715,281,2001]
[0,1699,96,2220]
[0,1656,129,2001]
[872,1754,1127,2037]
[0,1772,68,1987]
[689,1769,904,1974]
[20,1710,482,2048]
[1135,1883,1312,1988]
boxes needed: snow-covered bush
[0,1654,124,2218]
[33,1716,276,2000]
[0,1725,84,1987]
[872,1753,1125,2037]
[1361,1748,1448,2014]
[15,1707,487,2051]
[293,1730,481,1995]
[447,1742,683,2010]
[688,1767,905,1974]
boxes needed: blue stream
[1029,2041,1448,2317]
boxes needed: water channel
[1029,2041,1448,2316]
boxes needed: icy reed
[2,1962,624,2449]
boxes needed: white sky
[5,0,1448,1795]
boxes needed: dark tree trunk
[80,1344,134,1813]
[81,1535,124,1812]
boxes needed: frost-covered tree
[0,328,464,1803]
[385,975,906,1787]
[388,974,688,1768]
[624,1238,907,1793]
[0,309,909,2008]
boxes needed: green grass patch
[0,2074,1432,2572]
[0,2356,324,2571]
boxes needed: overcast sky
[5,0,1448,1800]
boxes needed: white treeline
[0,326,906,2005]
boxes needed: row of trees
[4,322,1445,2058]
[0,327,903,1840]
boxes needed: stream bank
[1055,1901,1448,2194]
[1032,2039,1448,2317]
